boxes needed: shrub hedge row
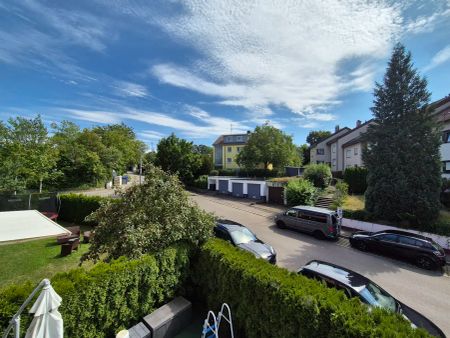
[0,243,192,338]
[190,239,430,338]
[303,164,332,188]
[343,167,368,194]
[58,193,110,225]
[189,175,208,189]
[285,179,318,206]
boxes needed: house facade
[433,95,450,178]
[213,133,249,169]
[309,127,350,166]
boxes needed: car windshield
[230,228,257,245]
[431,241,443,251]
[358,282,397,312]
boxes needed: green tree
[236,125,300,170]
[82,165,215,262]
[0,116,57,193]
[297,144,310,165]
[155,134,202,183]
[306,130,332,145]
[363,44,441,225]
[193,145,213,176]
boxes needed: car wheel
[355,240,367,251]
[313,230,325,240]
[416,256,436,270]
[276,220,286,229]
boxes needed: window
[316,148,324,155]
[227,146,232,152]
[237,135,243,141]
[286,209,297,217]
[346,149,351,158]
[226,136,232,142]
[442,130,450,143]
[378,234,398,242]
[443,161,450,173]
[358,282,397,312]
[214,228,231,241]
[236,147,241,153]
[332,159,336,166]
[230,228,257,245]
[332,144,336,153]
[354,147,358,155]
[227,158,232,163]
[398,236,418,246]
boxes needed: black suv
[298,260,445,337]
[349,230,446,270]
[214,219,276,264]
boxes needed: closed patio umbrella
[25,280,63,338]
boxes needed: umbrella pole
[2,279,50,338]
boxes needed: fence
[0,192,60,214]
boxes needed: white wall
[336,122,373,171]
[342,143,363,169]
[207,177,267,196]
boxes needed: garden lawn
[0,237,90,287]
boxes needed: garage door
[218,180,229,194]
[247,183,261,199]
[231,182,244,197]
[268,186,284,204]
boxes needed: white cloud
[149,0,403,119]
[113,81,149,98]
[405,8,450,34]
[423,45,450,72]
[63,109,122,124]
[138,130,165,140]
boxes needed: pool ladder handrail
[201,303,234,338]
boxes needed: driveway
[191,192,450,336]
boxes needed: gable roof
[311,127,350,147]
[327,119,374,145]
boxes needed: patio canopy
[0,210,70,243]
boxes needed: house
[432,95,450,178]
[309,126,350,166]
[213,133,250,169]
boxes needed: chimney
[247,130,251,134]
[356,120,362,127]
[335,125,340,133]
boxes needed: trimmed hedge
[190,239,430,338]
[58,193,110,225]
[343,167,368,194]
[0,243,192,338]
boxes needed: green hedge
[343,167,368,194]
[303,164,332,188]
[189,239,430,338]
[58,193,110,225]
[190,175,208,189]
[0,243,191,338]
[285,179,318,206]
[211,168,279,178]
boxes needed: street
[191,192,450,336]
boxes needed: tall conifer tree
[363,43,441,225]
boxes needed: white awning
[0,210,70,243]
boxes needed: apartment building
[213,133,249,169]
[311,94,450,176]
[433,95,450,178]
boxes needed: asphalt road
[191,192,450,336]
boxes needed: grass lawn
[0,235,90,287]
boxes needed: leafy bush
[332,181,349,209]
[214,168,279,178]
[83,165,215,262]
[190,175,208,189]
[344,167,368,194]
[0,244,192,338]
[285,179,318,206]
[343,209,373,222]
[440,178,450,208]
[58,193,110,225]
[189,239,430,338]
[303,164,332,188]
[209,169,219,176]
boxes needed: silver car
[274,205,341,239]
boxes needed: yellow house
[213,133,249,169]
[212,133,273,170]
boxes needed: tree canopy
[363,43,441,225]
[306,130,332,145]
[236,125,300,170]
[82,165,215,262]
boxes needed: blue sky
[0,0,449,149]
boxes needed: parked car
[274,206,341,240]
[214,219,276,264]
[349,229,446,270]
[298,260,445,337]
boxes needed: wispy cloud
[423,45,450,72]
[113,81,149,98]
[148,0,404,119]
[138,130,165,140]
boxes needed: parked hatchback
[349,230,446,270]
[274,206,341,239]
[298,260,445,337]
[214,219,276,264]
